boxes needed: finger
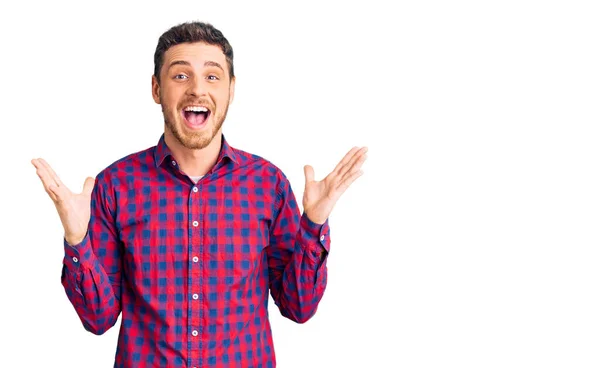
[47,184,60,202]
[304,165,315,184]
[336,169,364,192]
[38,158,63,188]
[82,177,95,197]
[34,160,71,202]
[336,147,368,178]
[34,168,59,201]
[31,158,47,173]
[33,162,58,192]
[331,147,361,177]
[339,152,367,184]
[37,158,64,189]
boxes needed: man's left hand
[302,146,368,224]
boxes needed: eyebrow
[203,61,224,72]
[167,60,224,72]
[167,60,191,69]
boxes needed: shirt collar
[153,133,239,169]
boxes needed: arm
[61,173,122,335]
[267,178,331,323]
[32,157,122,335]
[267,145,368,323]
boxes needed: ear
[229,76,236,104]
[152,75,161,104]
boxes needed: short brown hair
[154,21,234,82]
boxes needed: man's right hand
[31,158,95,246]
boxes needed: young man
[32,22,367,367]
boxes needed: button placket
[188,181,202,362]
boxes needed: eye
[207,75,219,81]
[174,74,188,80]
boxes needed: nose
[186,76,207,97]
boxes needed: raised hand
[302,146,368,224]
[31,158,95,245]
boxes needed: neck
[164,129,223,177]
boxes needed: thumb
[304,165,315,184]
[82,177,95,197]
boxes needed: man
[32,21,367,367]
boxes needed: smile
[182,105,211,129]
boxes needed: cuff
[300,212,331,254]
[63,232,95,272]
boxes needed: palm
[55,187,93,243]
[302,146,368,224]
[303,178,335,222]
[32,158,94,245]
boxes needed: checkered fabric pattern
[61,134,330,367]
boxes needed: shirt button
[192,293,199,300]
[192,256,199,263]
[192,186,198,193]
[192,220,199,227]
[192,330,198,337]
[320,235,325,241]
[72,257,78,263]
[171,160,177,166]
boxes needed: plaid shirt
[61,134,330,367]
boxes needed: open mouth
[182,106,211,128]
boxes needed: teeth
[184,106,208,112]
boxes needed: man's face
[152,42,235,150]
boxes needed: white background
[1,0,599,367]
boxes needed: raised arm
[32,158,122,334]
[267,146,367,323]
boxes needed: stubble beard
[162,96,230,150]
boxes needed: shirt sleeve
[266,174,331,323]
[60,172,122,335]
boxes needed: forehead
[162,42,227,69]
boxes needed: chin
[182,126,216,150]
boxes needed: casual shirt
[61,134,330,367]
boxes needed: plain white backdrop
[1,0,600,367]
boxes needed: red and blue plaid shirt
[61,134,330,367]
